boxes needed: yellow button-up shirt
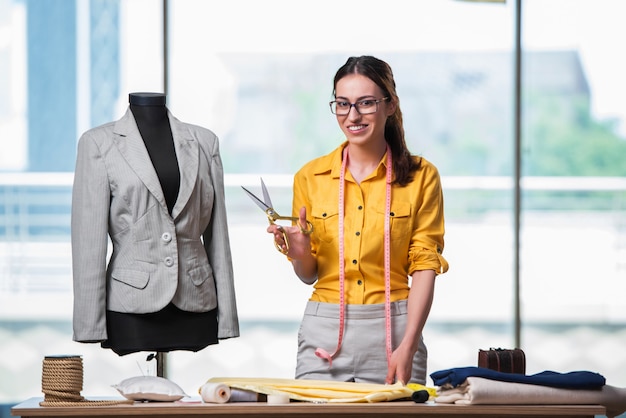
[293,143,449,305]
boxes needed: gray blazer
[71,108,239,343]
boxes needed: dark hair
[333,56,421,186]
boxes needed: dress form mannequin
[101,92,219,358]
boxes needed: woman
[268,56,448,385]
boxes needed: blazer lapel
[169,113,199,220]
[113,109,169,211]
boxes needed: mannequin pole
[156,352,167,378]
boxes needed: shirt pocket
[376,201,413,244]
[310,202,339,244]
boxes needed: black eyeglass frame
[329,97,390,115]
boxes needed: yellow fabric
[204,377,436,403]
[293,142,449,304]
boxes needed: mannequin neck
[129,92,166,106]
[128,92,179,214]
[129,92,168,125]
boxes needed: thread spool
[39,355,131,407]
[267,394,290,404]
[411,389,430,403]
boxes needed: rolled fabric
[200,382,231,403]
[229,389,260,402]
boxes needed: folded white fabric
[435,376,626,418]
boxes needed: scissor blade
[241,186,270,212]
[260,177,273,209]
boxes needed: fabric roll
[229,389,259,402]
[199,382,231,403]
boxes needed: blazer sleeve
[203,136,240,339]
[71,131,111,342]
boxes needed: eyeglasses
[329,97,389,115]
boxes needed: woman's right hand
[268,206,317,284]
[267,206,312,259]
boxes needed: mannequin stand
[147,352,167,378]
[156,352,166,377]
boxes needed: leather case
[478,347,526,374]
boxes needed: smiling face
[334,73,395,149]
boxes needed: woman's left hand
[385,343,416,385]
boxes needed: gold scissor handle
[291,218,314,235]
[267,212,314,255]
[274,227,290,255]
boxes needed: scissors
[241,178,313,254]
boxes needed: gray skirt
[295,300,427,384]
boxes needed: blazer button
[161,232,172,242]
[164,257,174,267]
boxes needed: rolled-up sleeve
[408,162,449,275]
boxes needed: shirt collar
[312,141,391,181]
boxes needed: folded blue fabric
[430,367,606,390]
